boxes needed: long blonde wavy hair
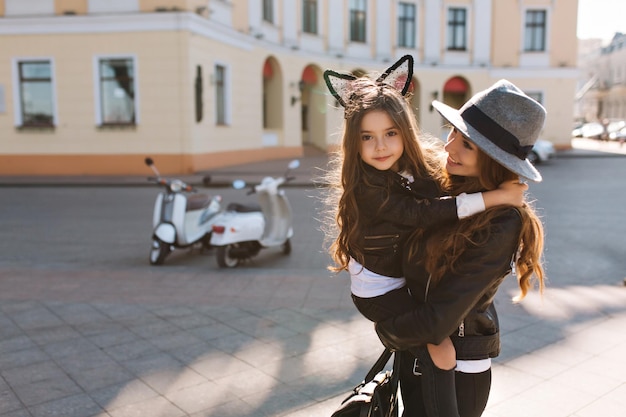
[410,143,546,302]
[322,77,446,273]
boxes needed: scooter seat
[227,202,261,213]
[186,194,212,212]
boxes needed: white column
[473,0,492,66]
[423,0,442,65]
[283,0,298,47]
[248,0,262,34]
[327,0,345,55]
[375,0,392,60]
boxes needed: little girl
[323,55,525,417]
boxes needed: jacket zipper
[363,234,399,240]
[363,234,400,251]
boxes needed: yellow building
[0,0,578,175]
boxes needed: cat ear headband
[323,54,414,108]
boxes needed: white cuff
[456,192,486,219]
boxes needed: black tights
[398,351,492,417]
[353,290,461,416]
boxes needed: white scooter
[210,159,300,268]
[145,157,223,265]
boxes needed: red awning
[444,77,468,94]
[301,66,317,84]
[263,60,273,79]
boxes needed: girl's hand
[496,179,528,207]
[482,179,527,208]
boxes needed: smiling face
[443,127,480,177]
[359,110,404,172]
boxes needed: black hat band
[461,105,533,160]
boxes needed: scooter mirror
[145,157,154,166]
[288,159,300,170]
[232,179,246,190]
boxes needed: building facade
[576,33,626,125]
[0,0,579,175]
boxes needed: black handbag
[331,348,400,417]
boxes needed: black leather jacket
[352,164,458,278]
[375,207,522,360]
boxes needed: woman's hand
[482,179,528,208]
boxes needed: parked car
[572,122,603,139]
[609,126,626,143]
[572,120,626,140]
[528,139,555,165]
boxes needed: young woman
[375,79,547,417]
[323,57,526,417]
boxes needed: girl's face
[359,110,404,172]
[444,127,480,177]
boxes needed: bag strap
[362,348,401,417]
[389,352,401,414]
[364,348,393,384]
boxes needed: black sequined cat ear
[323,55,414,108]
[376,55,413,96]
[323,70,357,108]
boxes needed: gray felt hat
[432,79,547,182]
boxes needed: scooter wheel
[216,245,240,268]
[149,238,171,265]
[282,239,291,255]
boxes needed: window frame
[446,7,468,51]
[525,91,544,105]
[214,62,231,126]
[302,0,318,35]
[12,57,57,128]
[93,55,139,127]
[263,0,274,24]
[524,9,547,52]
[349,0,367,43]
[398,2,417,48]
[194,65,203,124]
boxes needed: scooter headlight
[170,180,185,192]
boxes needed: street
[1,151,626,417]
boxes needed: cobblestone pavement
[1,141,625,417]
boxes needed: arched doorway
[297,64,326,152]
[443,76,470,109]
[438,76,471,138]
[262,56,283,146]
[298,65,320,147]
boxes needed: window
[194,66,203,123]
[97,57,136,125]
[524,10,546,52]
[350,0,367,43]
[88,0,139,13]
[17,60,55,127]
[525,91,543,105]
[215,64,227,125]
[5,0,54,16]
[447,7,467,51]
[398,2,416,48]
[302,0,318,34]
[263,0,273,23]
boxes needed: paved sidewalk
[1,140,625,417]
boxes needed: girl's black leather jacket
[375,207,522,360]
[351,165,458,278]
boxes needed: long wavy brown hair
[410,143,546,302]
[322,77,445,273]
